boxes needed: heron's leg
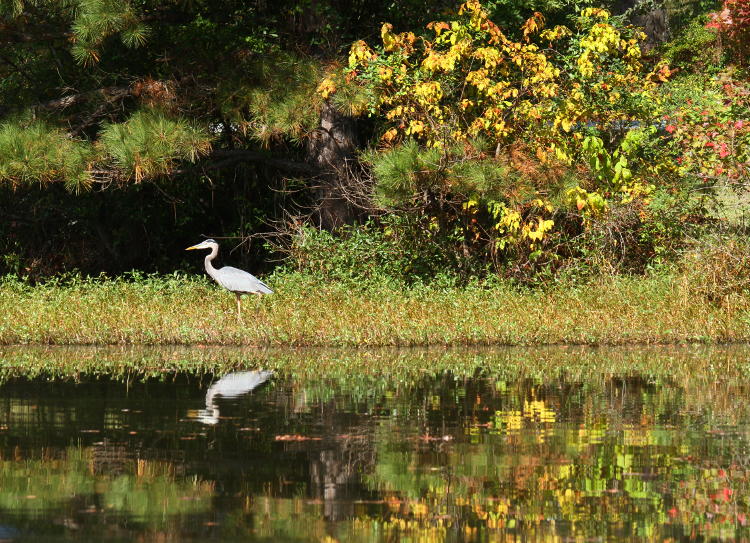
[235,293,242,321]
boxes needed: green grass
[1,271,749,346]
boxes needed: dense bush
[313,1,721,281]
[283,217,476,285]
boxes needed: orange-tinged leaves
[381,23,396,51]
[522,12,546,41]
[428,21,450,36]
[381,128,399,143]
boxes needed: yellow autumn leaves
[317,1,663,258]
[336,0,651,158]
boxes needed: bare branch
[34,86,132,112]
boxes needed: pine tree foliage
[98,109,212,182]
[71,0,149,65]
[0,119,92,190]
[220,54,324,145]
[0,0,73,17]
[370,140,521,207]
[1,0,147,65]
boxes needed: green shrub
[661,16,723,73]
[283,217,473,285]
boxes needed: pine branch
[34,86,132,111]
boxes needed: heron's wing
[205,370,273,405]
[208,371,273,399]
[214,266,273,294]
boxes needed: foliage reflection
[0,346,747,541]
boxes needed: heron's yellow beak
[185,243,201,251]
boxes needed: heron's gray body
[205,370,274,404]
[205,263,273,295]
[186,239,273,318]
[196,370,273,425]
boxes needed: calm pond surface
[0,346,748,542]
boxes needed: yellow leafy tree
[324,1,670,272]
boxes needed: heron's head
[185,239,217,251]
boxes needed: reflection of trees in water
[308,430,374,521]
[258,383,379,521]
[360,375,750,542]
[0,371,747,540]
[91,438,187,477]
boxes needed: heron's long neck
[204,245,219,279]
[205,384,217,409]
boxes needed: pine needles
[219,54,323,145]
[0,111,212,188]
[369,140,521,207]
[0,119,93,191]
[71,0,149,65]
[99,109,212,182]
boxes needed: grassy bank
[1,272,749,346]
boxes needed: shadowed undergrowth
[1,273,749,346]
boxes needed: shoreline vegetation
[2,273,749,347]
[0,344,749,386]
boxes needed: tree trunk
[307,101,361,230]
[613,0,671,47]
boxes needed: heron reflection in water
[192,370,273,425]
[186,239,273,320]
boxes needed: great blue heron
[191,370,273,425]
[186,239,273,318]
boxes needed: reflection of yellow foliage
[524,399,557,423]
[494,409,523,432]
[492,399,557,436]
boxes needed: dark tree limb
[0,24,71,44]
[34,85,132,112]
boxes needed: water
[0,346,749,542]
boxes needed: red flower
[722,487,733,502]
[665,124,676,133]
